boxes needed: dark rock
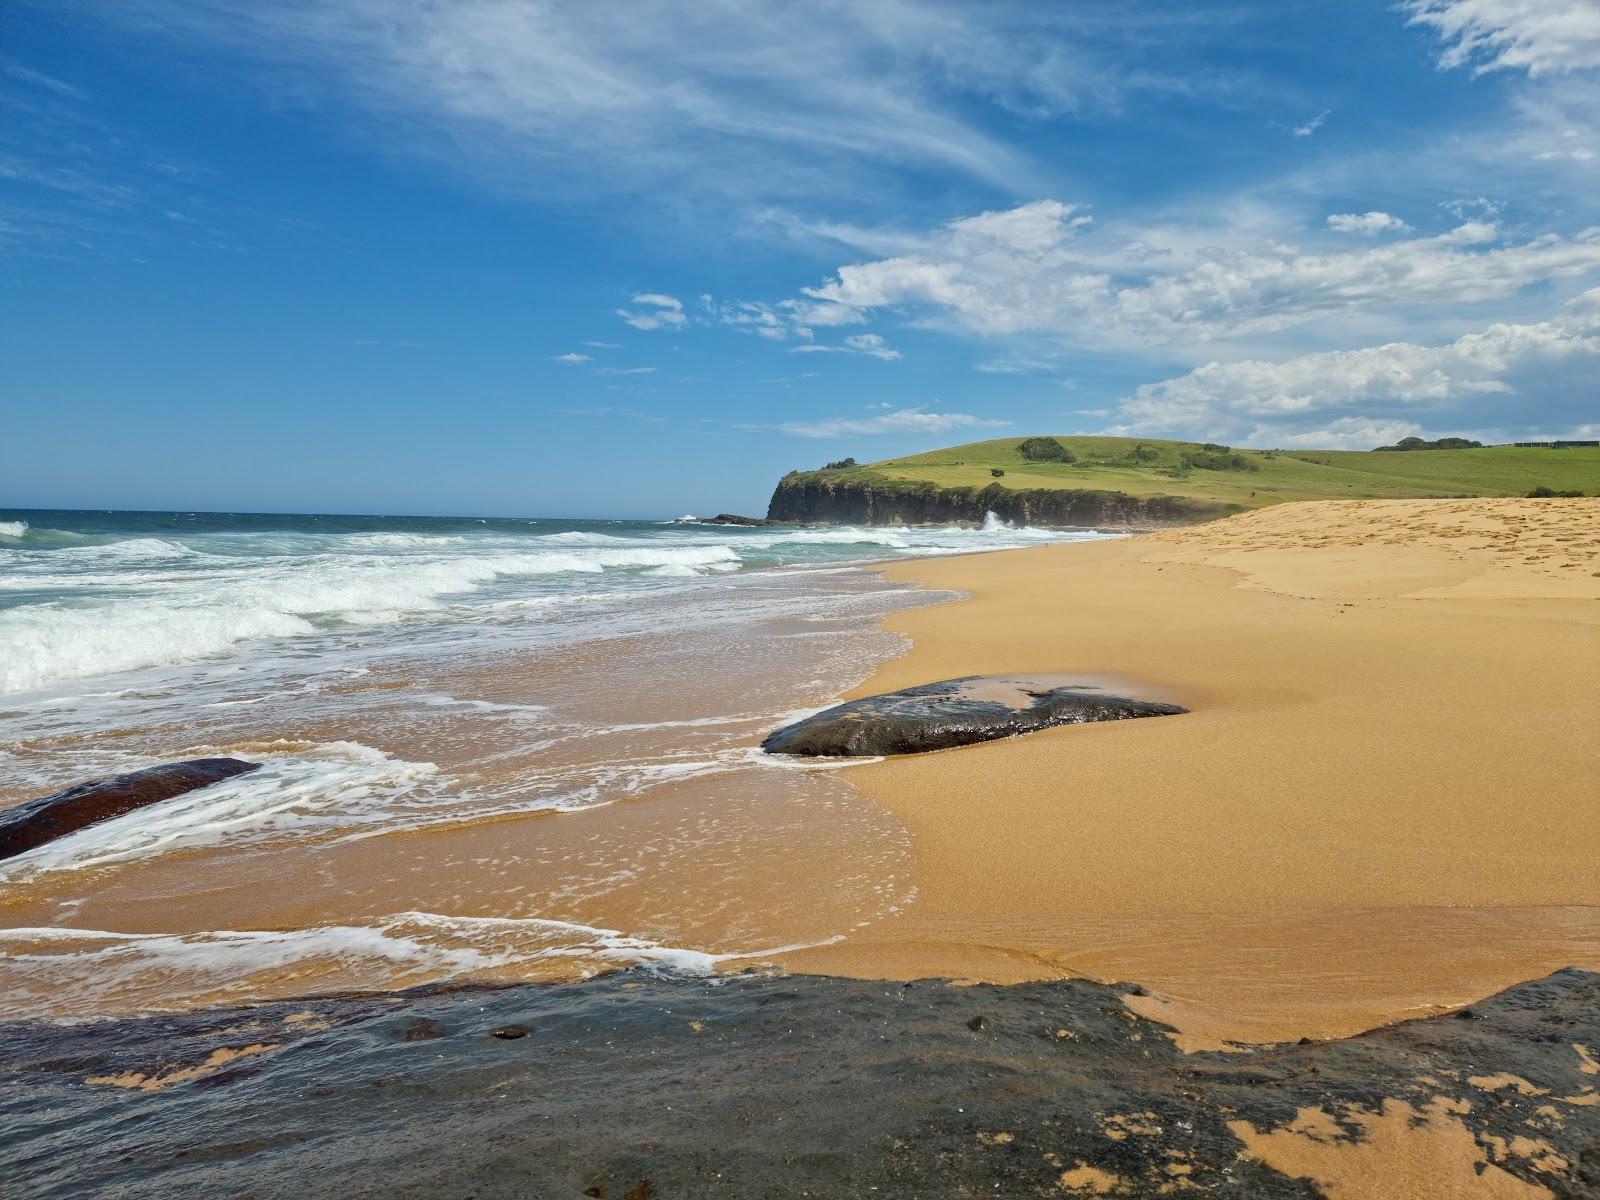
[4,969,1599,1198]
[766,475,1232,528]
[398,1018,447,1042]
[699,513,782,526]
[488,1025,529,1040]
[0,758,261,861]
[762,675,1186,757]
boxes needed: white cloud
[1105,288,1600,445]
[1326,211,1413,235]
[1269,417,1428,450]
[551,352,590,364]
[617,293,686,331]
[594,365,656,376]
[773,407,1008,438]
[788,198,1600,351]
[1293,109,1331,137]
[1405,0,1600,77]
[789,332,903,361]
[705,298,804,340]
[105,3,1235,208]
[582,340,621,349]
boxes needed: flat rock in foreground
[3,969,1598,1198]
[763,674,1186,756]
[0,758,261,861]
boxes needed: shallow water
[0,508,1117,1018]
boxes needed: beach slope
[783,498,1600,1046]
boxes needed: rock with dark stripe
[0,758,261,861]
[763,675,1186,757]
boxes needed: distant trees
[1181,449,1258,472]
[990,468,1005,477]
[1374,436,1483,451]
[1527,486,1585,497]
[1017,437,1075,463]
[821,457,857,470]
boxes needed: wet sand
[782,498,1600,1046]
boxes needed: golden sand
[780,498,1600,1045]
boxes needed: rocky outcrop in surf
[766,475,1232,528]
[0,758,261,861]
[4,967,1598,1198]
[763,676,1186,757]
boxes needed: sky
[3,0,1599,517]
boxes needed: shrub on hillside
[1527,486,1585,497]
[990,468,1005,477]
[821,457,857,470]
[1017,437,1075,463]
[1374,436,1484,451]
[1181,450,1259,472]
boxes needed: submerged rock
[0,758,261,861]
[762,675,1186,757]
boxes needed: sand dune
[782,498,1600,1046]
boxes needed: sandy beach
[783,497,1600,1047]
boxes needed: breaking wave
[0,513,1116,694]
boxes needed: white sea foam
[0,913,841,1019]
[0,543,744,693]
[0,513,1113,694]
[0,742,444,878]
[0,602,316,694]
[342,532,470,549]
[0,520,27,539]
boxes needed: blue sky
[4,1,1599,517]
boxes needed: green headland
[766,436,1599,527]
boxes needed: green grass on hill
[828,436,1600,510]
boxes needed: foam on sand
[0,912,840,1020]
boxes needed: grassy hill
[841,436,1599,510]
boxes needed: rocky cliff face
[766,475,1232,529]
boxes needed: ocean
[0,509,1116,1018]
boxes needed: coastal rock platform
[0,758,261,862]
[762,674,1186,756]
[3,968,1598,1198]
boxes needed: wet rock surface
[3,969,1598,1198]
[763,675,1187,757]
[0,758,261,861]
[698,513,783,526]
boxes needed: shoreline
[775,497,1600,1046]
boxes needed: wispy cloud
[1292,109,1331,137]
[771,407,1007,439]
[1326,211,1412,235]
[594,365,656,376]
[1,59,87,101]
[788,333,902,361]
[782,198,1600,354]
[98,2,1257,212]
[1105,287,1600,445]
[617,293,686,331]
[551,352,591,364]
[558,405,666,423]
[1405,0,1600,77]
